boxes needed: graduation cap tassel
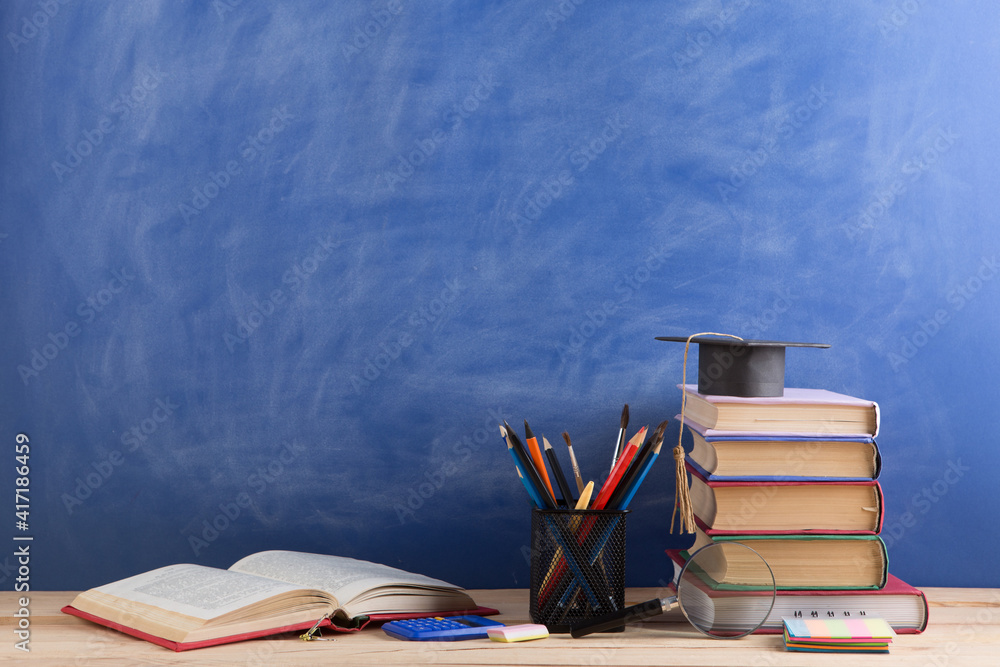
[671,332,744,535]
[670,444,696,534]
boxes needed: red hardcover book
[687,463,884,534]
[60,551,498,651]
[61,604,500,651]
[666,550,926,634]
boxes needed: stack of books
[668,384,928,635]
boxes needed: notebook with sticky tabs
[782,616,895,653]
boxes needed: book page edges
[61,603,502,651]
[62,605,345,651]
[679,385,879,407]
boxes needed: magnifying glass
[570,542,776,638]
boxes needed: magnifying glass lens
[569,541,776,638]
[677,542,776,638]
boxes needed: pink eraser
[487,624,549,642]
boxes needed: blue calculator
[382,615,505,641]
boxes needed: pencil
[543,436,576,507]
[616,430,665,510]
[502,426,545,509]
[593,426,645,510]
[504,421,556,509]
[537,481,596,612]
[610,404,629,473]
[562,432,585,495]
[607,420,667,510]
[524,420,556,501]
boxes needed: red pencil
[592,426,645,510]
[537,426,648,608]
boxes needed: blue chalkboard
[1,0,998,592]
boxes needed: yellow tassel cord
[670,332,743,535]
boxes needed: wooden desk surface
[1,587,997,665]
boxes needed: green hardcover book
[676,525,888,591]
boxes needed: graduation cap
[655,335,830,398]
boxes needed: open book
[62,550,497,651]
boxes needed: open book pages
[71,564,331,643]
[229,551,474,618]
[66,550,478,645]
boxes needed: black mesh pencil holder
[529,508,628,633]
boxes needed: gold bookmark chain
[300,613,338,642]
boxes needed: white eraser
[487,623,549,642]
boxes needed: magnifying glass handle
[570,597,672,638]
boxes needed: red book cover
[664,551,926,634]
[757,575,927,634]
[687,463,885,534]
[62,604,501,651]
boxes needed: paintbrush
[562,431,585,495]
[610,404,629,473]
[607,420,668,510]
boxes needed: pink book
[678,385,880,436]
[687,463,885,534]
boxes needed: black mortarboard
[655,336,830,398]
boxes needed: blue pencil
[616,435,663,510]
[607,420,667,510]
[504,421,557,509]
[501,426,545,509]
[554,425,667,608]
